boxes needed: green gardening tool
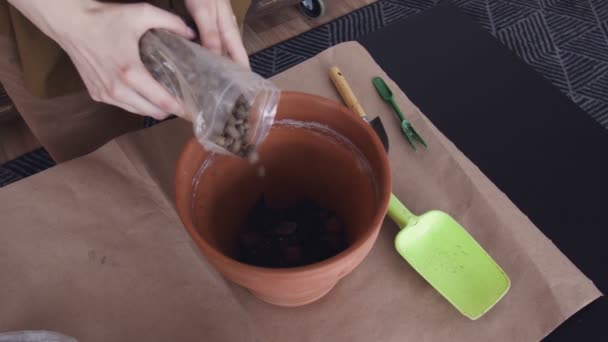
[387,194,510,319]
[372,76,427,151]
[333,75,508,319]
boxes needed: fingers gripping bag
[139,29,280,160]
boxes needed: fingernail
[186,27,196,38]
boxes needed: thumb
[136,4,196,39]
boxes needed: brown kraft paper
[0,42,601,341]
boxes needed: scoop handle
[387,194,416,229]
[329,67,370,122]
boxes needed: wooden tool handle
[329,66,369,121]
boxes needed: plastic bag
[139,29,279,159]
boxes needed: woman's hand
[185,0,249,69]
[8,0,196,120]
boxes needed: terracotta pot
[175,91,391,307]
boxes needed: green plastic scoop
[387,194,510,319]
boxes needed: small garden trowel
[329,67,389,152]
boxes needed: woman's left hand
[185,0,250,69]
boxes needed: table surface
[358,3,608,341]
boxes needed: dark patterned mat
[2,0,607,187]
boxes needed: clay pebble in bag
[139,29,279,161]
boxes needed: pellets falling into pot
[257,165,265,178]
[247,147,259,164]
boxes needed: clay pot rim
[175,91,392,277]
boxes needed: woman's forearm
[6,0,95,41]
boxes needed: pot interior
[188,95,387,266]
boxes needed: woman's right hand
[8,0,196,120]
